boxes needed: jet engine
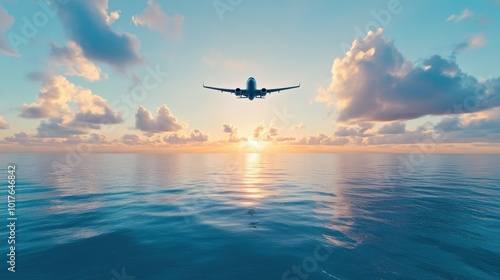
[235,88,241,96]
[261,88,267,96]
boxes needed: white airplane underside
[203,77,300,100]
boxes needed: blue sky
[0,0,499,152]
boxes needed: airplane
[203,77,300,100]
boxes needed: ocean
[0,153,499,280]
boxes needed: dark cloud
[135,105,185,133]
[435,117,462,132]
[57,0,141,69]
[318,29,500,123]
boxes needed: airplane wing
[203,84,247,96]
[265,83,300,94]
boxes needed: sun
[241,139,267,152]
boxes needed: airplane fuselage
[247,77,257,100]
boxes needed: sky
[0,0,499,153]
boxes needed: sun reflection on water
[236,153,273,207]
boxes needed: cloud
[189,129,209,142]
[63,133,109,144]
[37,117,88,138]
[51,41,104,81]
[222,123,245,142]
[19,75,122,138]
[5,132,44,144]
[132,0,183,40]
[253,123,265,138]
[435,117,462,132]
[4,131,109,145]
[252,123,279,141]
[335,123,374,137]
[0,5,17,56]
[433,108,500,143]
[163,130,209,144]
[364,126,433,145]
[318,29,500,123]
[297,134,349,146]
[21,76,75,118]
[135,105,186,133]
[122,134,141,145]
[377,122,406,134]
[223,123,237,134]
[454,34,487,53]
[276,137,296,142]
[0,116,9,129]
[72,87,123,124]
[21,75,122,124]
[447,9,473,23]
[57,0,141,69]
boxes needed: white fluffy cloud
[51,41,104,81]
[21,76,76,118]
[318,29,500,123]
[135,105,186,133]
[19,75,122,138]
[132,0,183,40]
[21,75,122,124]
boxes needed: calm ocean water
[0,153,499,280]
